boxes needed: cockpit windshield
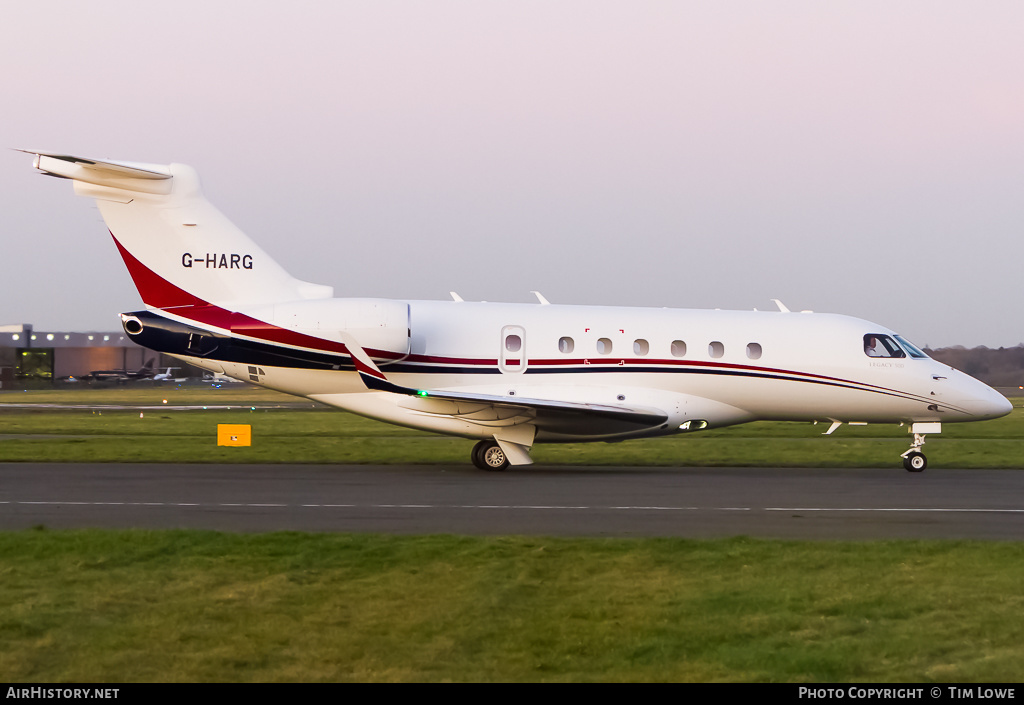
[864,334,905,358]
[894,335,929,359]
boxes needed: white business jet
[23,151,1012,472]
[152,367,187,382]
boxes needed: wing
[340,334,669,439]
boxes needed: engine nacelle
[262,298,410,357]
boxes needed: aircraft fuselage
[122,298,1010,444]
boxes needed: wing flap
[415,388,666,428]
[387,382,667,436]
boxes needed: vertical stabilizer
[24,151,333,311]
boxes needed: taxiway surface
[2,463,1023,539]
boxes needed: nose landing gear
[901,422,940,472]
[902,448,927,472]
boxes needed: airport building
[0,323,191,388]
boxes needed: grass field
[2,387,1022,683]
[3,530,1024,682]
[1,386,1021,468]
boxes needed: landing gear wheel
[471,441,509,471]
[482,444,509,471]
[903,451,927,473]
[471,441,490,470]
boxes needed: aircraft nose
[961,382,1013,420]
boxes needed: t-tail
[23,151,334,311]
[23,151,410,371]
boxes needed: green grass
[3,388,1023,682]
[2,530,1023,682]
[1,389,1021,467]
[0,385,300,406]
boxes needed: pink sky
[2,1,1022,347]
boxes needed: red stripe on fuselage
[111,232,358,357]
[108,233,931,404]
[527,356,895,390]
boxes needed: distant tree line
[926,344,1024,387]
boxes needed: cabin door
[500,325,527,374]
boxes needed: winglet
[338,332,417,395]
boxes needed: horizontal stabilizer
[21,150,172,195]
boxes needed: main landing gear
[472,440,510,471]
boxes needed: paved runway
[2,463,1023,539]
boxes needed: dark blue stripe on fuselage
[126,311,938,408]
[124,310,358,371]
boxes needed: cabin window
[505,334,522,353]
[597,338,613,355]
[558,336,574,354]
[864,334,905,359]
[671,340,687,357]
[746,343,762,360]
[708,341,724,358]
[633,339,649,356]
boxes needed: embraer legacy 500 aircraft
[24,151,1011,471]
